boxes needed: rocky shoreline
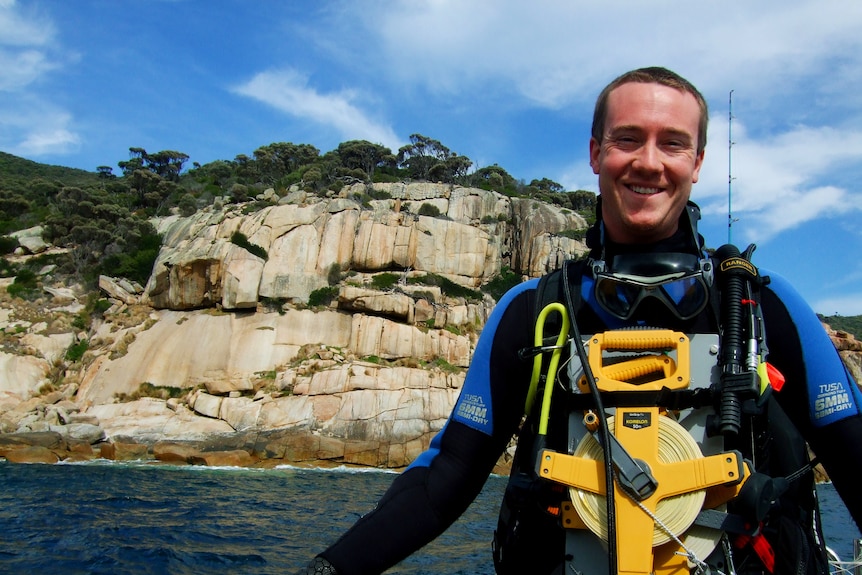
[0,424,512,476]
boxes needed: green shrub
[117,382,187,402]
[348,192,373,209]
[239,200,270,214]
[7,267,38,299]
[107,248,160,286]
[93,298,112,315]
[417,203,442,217]
[327,262,343,286]
[230,231,268,260]
[372,173,400,184]
[430,357,462,373]
[178,193,198,216]
[482,266,522,301]
[558,229,586,241]
[65,339,89,362]
[0,236,19,255]
[408,273,482,301]
[12,267,36,285]
[367,189,392,200]
[0,257,15,277]
[371,272,399,290]
[308,285,339,307]
[260,296,289,314]
[71,313,88,330]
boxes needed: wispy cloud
[0,0,80,156]
[696,122,862,243]
[0,96,80,156]
[232,69,402,153]
[0,49,55,92]
[0,0,57,91]
[357,0,862,110]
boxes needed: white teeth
[630,185,660,195]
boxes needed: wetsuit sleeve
[760,271,862,529]
[316,280,540,575]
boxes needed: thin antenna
[728,90,737,245]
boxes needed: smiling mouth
[629,185,662,195]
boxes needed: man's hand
[294,556,339,575]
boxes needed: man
[297,67,862,574]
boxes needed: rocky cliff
[2,182,860,470]
[0,183,587,469]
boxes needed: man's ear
[589,137,601,175]
[692,149,705,183]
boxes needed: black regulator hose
[716,244,746,436]
[714,244,760,439]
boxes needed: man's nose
[633,142,662,172]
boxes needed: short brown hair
[591,67,709,154]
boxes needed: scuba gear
[713,243,767,439]
[538,325,751,575]
[590,252,714,321]
[494,200,831,574]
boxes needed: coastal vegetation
[0,134,594,294]
[819,314,862,339]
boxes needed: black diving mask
[591,252,714,320]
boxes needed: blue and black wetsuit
[316,238,862,575]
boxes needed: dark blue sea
[0,460,858,574]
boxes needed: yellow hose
[524,302,570,435]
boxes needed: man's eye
[664,139,691,150]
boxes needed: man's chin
[615,218,677,244]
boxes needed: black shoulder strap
[534,259,587,342]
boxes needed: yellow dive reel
[528,306,753,575]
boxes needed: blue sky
[2,0,862,316]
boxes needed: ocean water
[0,460,857,574]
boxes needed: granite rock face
[3,182,858,470]
[144,184,585,309]
[0,183,587,468]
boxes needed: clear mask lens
[595,272,709,320]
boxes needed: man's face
[589,82,705,244]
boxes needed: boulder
[0,431,65,450]
[3,445,59,464]
[100,441,150,461]
[153,441,204,463]
[0,352,51,399]
[20,332,75,364]
[52,423,105,445]
[99,275,140,305]
[10,226,48,255]
[193,392,223,419]
[43,286,77,303]
[188,449,257,467]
